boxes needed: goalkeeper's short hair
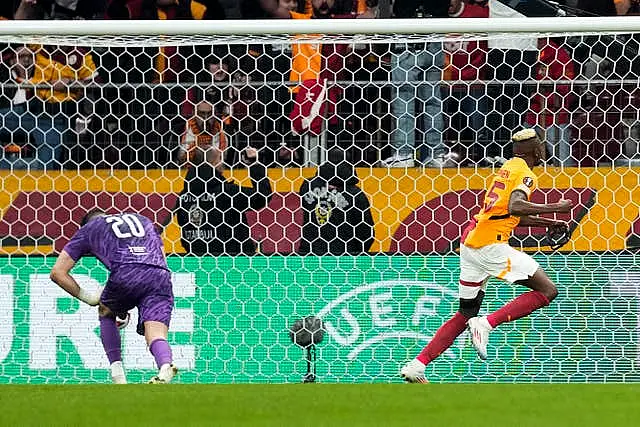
[81,209,106,226]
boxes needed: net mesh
[0,27,639,383]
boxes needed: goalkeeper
[50,210,177,384]
[401,129,574,382]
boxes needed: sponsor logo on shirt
[523,177,534,188]
[128,246,148,256]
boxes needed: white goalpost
[2,16,640,35]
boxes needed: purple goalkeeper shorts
[100,264,174,336]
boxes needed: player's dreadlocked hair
[511,128,541,145]
[81,209,106,226]
[512,128,545,165]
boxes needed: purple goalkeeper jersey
[63,213,168,271]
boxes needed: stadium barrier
[1,254,639,383]
[0,166,639,255]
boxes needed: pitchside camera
[289,316,325,383]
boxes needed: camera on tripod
[289,316,325,383]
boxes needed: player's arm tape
[77,287,101,306]
[515,183,532,196]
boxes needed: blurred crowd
[0,0,639,171]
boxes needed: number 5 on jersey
[484,181,506,213]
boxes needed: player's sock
[486,291,550,328]
[416,312,468,365]
[99,317,122,363]
[149,338,173,368]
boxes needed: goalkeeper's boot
[110,361,127,384]
[400,359,427,383]
[149,363,178,384]
[468,316,492,360]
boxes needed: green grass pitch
[1,384,637,426]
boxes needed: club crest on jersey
[303,186,348,225]
[523,177,534,188]
[188,204,205,227]
[315,200,332,225]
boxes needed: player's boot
[468,316,492,360]
[400,359,428,383]
[148,363,178,384]
[380,152,414,168]
[110,361,127,384]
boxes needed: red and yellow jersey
[31,47,97,103]
[462,157,538,248]
[289,12,322,86]
[182,119,227,160]
[288,11,350,90]
[181,117,227,166]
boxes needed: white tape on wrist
[77,288,98,305]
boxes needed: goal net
[0,17,639,384]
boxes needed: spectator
[224,65,265,166]
[303,0,369,14]
[108,0,224,19]
[0,45,35,169]
[260,0,376,164]
[176,146,273,256]
[0,46,34,110]
[183,57,263,166]
[525,39,576,166]
[15,0,106,19]
[484,0,537,160]
[151,0,228,152]
[614,0,634,15]
[0,45,97,170]
[183,56,233,117]
[298,155,374,255]
[443,0,488,164]
[177,100,228,167]
[381,0,455,168]
[242,0,290,18]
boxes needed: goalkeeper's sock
[486,291,550,328]
[100,317,122,364]
[416,312,468,365]
[149,338,172,369]
[110,361,127,384]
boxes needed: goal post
[2,16,640,35]
[0,17,639,384]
